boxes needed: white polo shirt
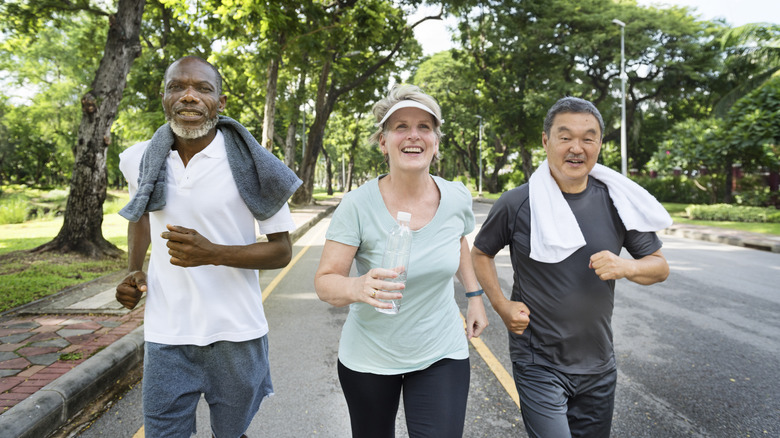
[119,130,296,346]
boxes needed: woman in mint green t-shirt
[315,84,488,438]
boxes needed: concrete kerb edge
[660,225,779,252]
[0,325,144,438]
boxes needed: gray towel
[119,115,302,222]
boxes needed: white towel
[529,160,672,263]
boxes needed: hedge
[685,204,780,223]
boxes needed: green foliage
[411,51,482,182]
[721,75,780,172]
[435,0,727,194]
[650,73,779,203]
[0,9,106,186]
[60,352,83,361]
[662,202,780,234]
[648,118,722,174]
[0,185,68,223]
[634,175,725,205]
[0,195,27,224]
[713,23,780,117]
[322,111,384,189]
[0,190,129,311]
[686,204,780,223]
[0,0,776,206]
[0,252,126,312]
[0,186,127,225]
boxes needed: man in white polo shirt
[116,55,301,438]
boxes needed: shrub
[685,204,780,223]
[633,175,724,204]
[0,195,28,224]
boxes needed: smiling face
[542,111,603,193]
[162,57,226,141]
[379,107,439,173]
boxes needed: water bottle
[376,211,412,314]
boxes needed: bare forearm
[591,249,669,285]
[625,252,669,285]
[314,273,362,307]
[210,233,293,270]
[127,214,151,272]
[472,247,509,307]
[456,237,481,292]
[314,240,401,310]
[472,246,530,334]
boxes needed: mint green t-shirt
[325,175,475,374]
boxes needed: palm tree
[713,23,780,118]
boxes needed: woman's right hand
[316,240,405,308]
[356,268,405,309]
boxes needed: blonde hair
[369,84,443,145]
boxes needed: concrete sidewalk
[0,198,339,438]
[1,196,778,438]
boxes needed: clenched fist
[116,270,147,310]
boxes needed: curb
[0,201,339,438]
[0,326,144,438]
[660,224,780,253]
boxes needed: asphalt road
[76,200,780,437]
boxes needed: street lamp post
[476,115,483,196]
[612,18,627,176]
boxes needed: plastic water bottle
[376,211,412,314]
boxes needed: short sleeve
[624,229,663,259]
[118,141,149,197]
[455,182,476,236]
[256,202,296,235]
[474,187,526,256]
[325,193,362,247]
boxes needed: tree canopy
[1,0,778,256]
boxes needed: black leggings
[337,358,470,438]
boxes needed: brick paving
[0,306,144,412]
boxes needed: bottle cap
[397,211,411,222]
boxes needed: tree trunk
[283,123,297,170]
[322,145,334,196]
[520,142,533,183]
[33,0,144,258]
[261,54,281,152]
[486,134,515,193]
[345,120,360,193]
[292,59,335,205]
[724,161,734,203]
[283,72,307,171]
[288,8,440,205]
[346,157,355,193]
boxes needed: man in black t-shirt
[472,97,670,438]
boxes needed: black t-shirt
[474,178,662,374]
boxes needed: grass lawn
[0,191,130,313]
[663,203,780,235]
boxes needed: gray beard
[166,115,219,140]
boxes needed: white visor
[375,100,443,127]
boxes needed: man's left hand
[589,250,629,281]
[161,224,216,267]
